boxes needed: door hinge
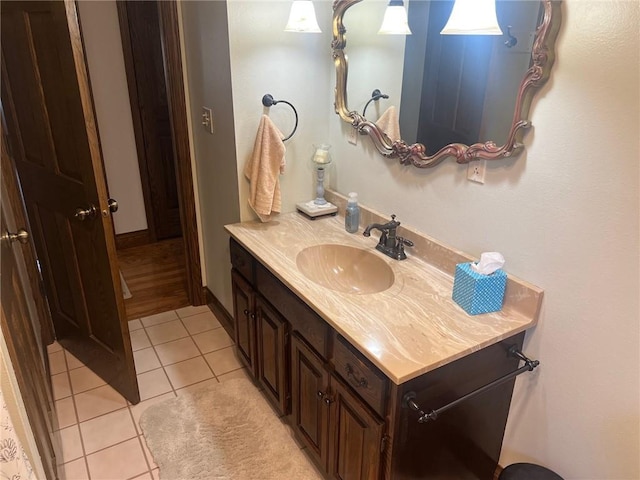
[381,434,389,454]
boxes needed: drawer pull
[345,363,368,388]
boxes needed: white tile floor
[51,305,253,480]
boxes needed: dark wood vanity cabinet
[229,238,525,480]
[255,297,289,416]
[231,238,385,478]
[291,333,330,469]
[231,267,289,416]
[291,332,384,479]
[231,270,257,376]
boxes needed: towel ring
[362,89,389,117]
[262,94,298,141]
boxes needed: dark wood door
[417,0,493,154]
[231,270,258,376]
[1,0,139,403]
[256,297,290,416]
[1,144,57,479]
[291,333,330,470]
[328,374,384,480]
[118,0,181,241]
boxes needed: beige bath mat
[139,378,323,480]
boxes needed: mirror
[332,0,561,168]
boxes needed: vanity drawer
[230,238,255,283]
[332,334,388,417]
[256,263,328,359]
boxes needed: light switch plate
[201,107,214,134]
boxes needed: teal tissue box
[452,262,507,315]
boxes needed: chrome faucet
[363,214,413,260]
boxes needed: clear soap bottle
[345,192,360,233]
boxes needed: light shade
[284,1,321,33]
[378,1,412,35]
[441,0,503,35]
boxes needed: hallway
[118,238,190,320]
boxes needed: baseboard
[115,229,151,250]
[205,287,234,340]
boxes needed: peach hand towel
[244,115,286,222]
[375,106,401,143]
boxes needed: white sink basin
[296,244,394,295]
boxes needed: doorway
[114,0,192,319]
[78,0,205,319]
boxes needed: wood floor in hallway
[118,238,190,320]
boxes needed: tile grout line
[56,307,237,479]
[130,402,154,478]
[64,349,93,480]
[59,347,90,478]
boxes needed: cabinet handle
[345,363,368,388]
[243,309,249,317]
[317,390,324,398]
[250,312,256,320]
[324,395,334,405]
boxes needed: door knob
[2,228,29,245]
[107,198,118,213]
[74,204,98,221]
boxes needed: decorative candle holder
[296,144,338,219]
[312,144,332,205]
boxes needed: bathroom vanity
[226,205,542,480]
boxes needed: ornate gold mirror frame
[332,0,562,168]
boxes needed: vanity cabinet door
[231,269,257,377]
[256,297,290,416]
[291,332,330,471]
[327,374,384,480]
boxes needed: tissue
[470,252,505,275]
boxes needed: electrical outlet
[347,127,358,145]
[201,107,214,134]
[467,160,486,184]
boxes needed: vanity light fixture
[378,0,412,35]
[440,0,503,35]
[284,0,321,33]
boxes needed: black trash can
[499,463,564,480]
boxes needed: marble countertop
[226,210,543,385]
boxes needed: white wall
[187,0,638,476]
[329,1,640,478]
[226,0,334,222]
[78,1,148,235]
[181,1,240,313]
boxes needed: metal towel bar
[402,345,539,423]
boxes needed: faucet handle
[398,236,413,247]
[396,236,413,260]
